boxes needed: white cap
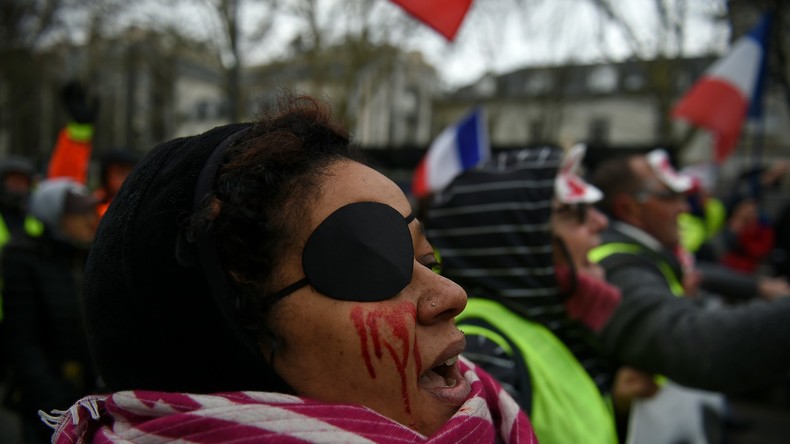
[680,163,716,193]
[555,143,603,204]
[646,149,693,193]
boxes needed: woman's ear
[611,193,639,224]
[257,328,281,365]
[550,235,566,267]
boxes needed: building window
[529,119,544,143]
[525,72,552,95]
[196,101,209,121]
[588,66,618,93]
[676,71,692,92]
[589,118,609,144]
[624,73,645,91]
[475,75,496,97]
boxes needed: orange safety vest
[47,123,93,184]
[46,123,110,218]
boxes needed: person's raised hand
[757,276,790,300]
[62,81,99,124]
[612,366,660,414]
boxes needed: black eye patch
[272,201,415,302]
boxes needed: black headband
[192,128,263,355]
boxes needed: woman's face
[552,202,609,273]
[267,161,469,436]
[629,157,690,249]
[61,211,99,246]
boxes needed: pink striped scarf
[42,358,537,443]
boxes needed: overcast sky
[393,0,730,88]
[171,0,730,89]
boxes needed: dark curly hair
[190,94,365,339]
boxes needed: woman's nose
[415,265,467,325]
[588,206,609,232]
[678,199,691,213]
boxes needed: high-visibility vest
[678,197,726,253]
[678,213,707,254]
[0,214,43,247]
[457,298,618,444]
[47,123,93,184]
[0,214,44,322]
[589,242,685,297]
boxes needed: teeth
[444,355,458,366]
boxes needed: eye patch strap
[271,278,309,301]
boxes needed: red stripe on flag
[390,0,473,41]
[411,158,429,199]
[673,77,748,163]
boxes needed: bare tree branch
[588,0,649,56]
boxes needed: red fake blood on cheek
[351,306,374,377]
[350,302,418,415]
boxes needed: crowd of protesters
[0,82,137,443]
[0,80,789,444]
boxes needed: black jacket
[1,232,97,415]
[597,221,790,392]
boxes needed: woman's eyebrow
[411,219,430,244]
[416,220,426,236]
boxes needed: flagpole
[750,114,766,204]
[749,11,773,206]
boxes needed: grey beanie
[29,178,94,234]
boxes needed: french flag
[672,13,772,163]
[389,0,473,41]
[412,108,489,199]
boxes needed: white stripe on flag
[708,36,763,98]
[427,127,463,192]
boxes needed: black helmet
[0,156,37,210]
[0,156,36,182]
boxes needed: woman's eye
[424,261,442,275]
[418,251,442,274]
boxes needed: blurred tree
[196,0,279,121]
[0,0,62,49]
[1,0,62,161]
[579,0,790,156]
[583,0,728,150]
[0,0,129,161]
[149,0,280,122]
[282,0,407,128]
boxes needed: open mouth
[417,336,471,405]
[419,355,460,389]
[418,354,471,405]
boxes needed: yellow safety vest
[589,242,685,296]
[457,298,618,444]
[678,198,726,253]
[0,214,44,321]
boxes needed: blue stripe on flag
[747,12,772,118]
[455,109,484,169]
